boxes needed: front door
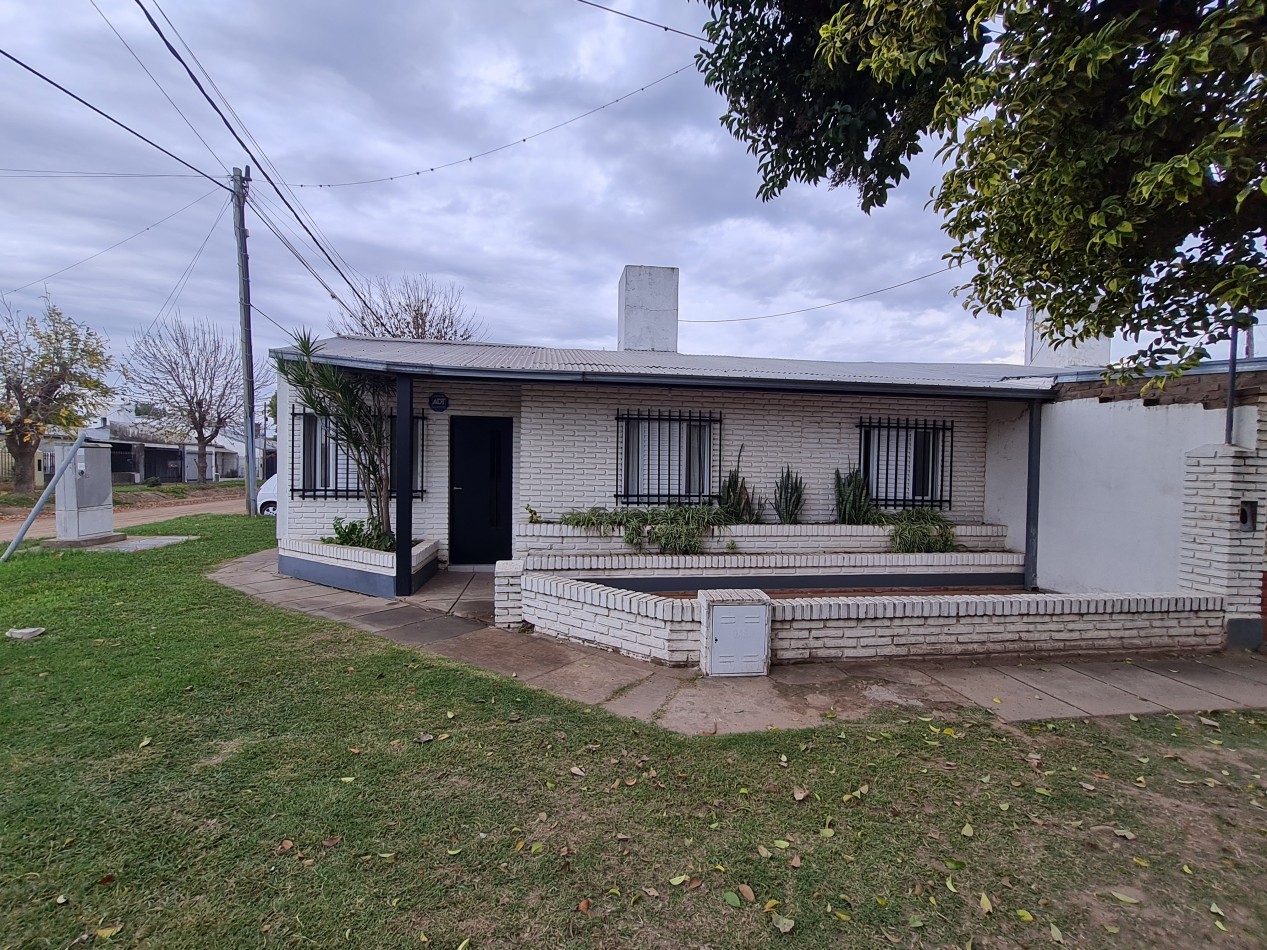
[449,416,513,564]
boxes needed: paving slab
[1137,658,1267,705]
[770,664,851,686]
[924,664,1086,720]
[524,657,652,705]
[1074,661,1229,712]
[1194,652,1267,687]
[427,627,586,679]
[999,664,1166,716]
[602,672,684,720]
[658,677,818,735]
[87,535,196,553]
[385,614,485,646]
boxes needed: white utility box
[698,588,772,676]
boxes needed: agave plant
[772,466,805,525]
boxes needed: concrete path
[0,497,244,543]
[210,549,1267,735]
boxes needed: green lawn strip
[1,515,1265,948]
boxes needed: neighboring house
[271,265,1266,671]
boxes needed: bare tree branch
[330,274,484,341]
[122,315,259,483]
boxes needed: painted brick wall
[519,384,989,525]
[513,523,1009,557]
[1178,443,1267,617]
[518,572,700,664]
[769,593,1225,663]
[512,571,1225,667]
[279,379,990,558]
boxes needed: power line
[147,0,366,288]
[0,46,230,192]
[0,167,209,179]
[250,303,288,335]
[287,63,696,188]
[571,0,713,44]
[679,268,958,324]
[88,0,229,173]
[131,0,373,313]
[246,194,355,314]
[111,193,232,387]
[6,188,220,295]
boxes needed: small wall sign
[428,393,449,413]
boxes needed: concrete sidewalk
[211,549,1267,735]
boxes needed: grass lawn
[2,515,1265,948]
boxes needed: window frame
[858,416,953,510]
[290,408,425,499]
[614,409,721,506]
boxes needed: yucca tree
[275,330,395,537]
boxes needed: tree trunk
[5,434,37,495]
[195,439,209,484]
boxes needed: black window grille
[858,417,953,509]
[615,409,721,505]
[290,409,424,499]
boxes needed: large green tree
[0,301,113,494]
[699,0,1267,376]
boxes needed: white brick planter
[510,569,1225,668]
[514,523,1011,557]
[278,538,440,598]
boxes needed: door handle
[452,486,463,491]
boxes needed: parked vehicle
[257,474,277,515]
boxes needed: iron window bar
[290,408,425,499]
[857,416,953,510]
[615,408,722,506]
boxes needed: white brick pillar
[1178,443,1267,647]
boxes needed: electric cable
[0,46,230,191]
[6,188,220,295]
[570,0,713,44]
[679,268,958,324]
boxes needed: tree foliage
[0,300,112,494]
[700,0,1267,376]
[123,316,267,483]
[331,274,483,342]
[275,331,395,538]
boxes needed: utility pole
[232,166,258,515]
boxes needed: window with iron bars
[615,409,721,505]
[858,417,953,509]
[289,409,425,499]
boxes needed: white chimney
[1024,305,1111,367]
[618,265,678,352]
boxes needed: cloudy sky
[1,0,1039,380]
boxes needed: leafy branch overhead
[699,0,1267,378]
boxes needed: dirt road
[0,497,249,544]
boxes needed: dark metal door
[449,416,513,564]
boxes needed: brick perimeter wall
[771,593,1224,663]
[512,572,1224,667]
[518,573,701,665]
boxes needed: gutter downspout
[1023,399,1042,591]
[1225,325,1239,444]
[1,431,87,563]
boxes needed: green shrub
[833,468,880,525]
[771,466,805,524]
[885,509,956,554]
[143,476,162,488]
[321,516,395,552]
[718,446,765,524]
[560,505,727,555]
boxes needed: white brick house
[272,265,1267,663]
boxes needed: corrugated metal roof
[271,335,1061,398]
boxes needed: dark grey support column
[1023,399,1042,591]
[394,374,414,597]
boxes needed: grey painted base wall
[278,553,438,598]
[1225,617,1264,650]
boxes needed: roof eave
[270,348,1056,401]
